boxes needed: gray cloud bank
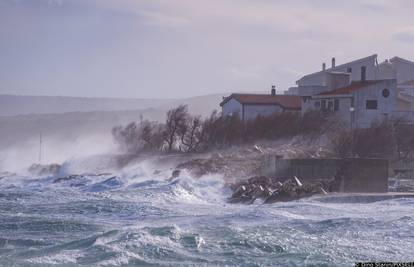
[1,0,414,98]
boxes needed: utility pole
[38,131,42,164]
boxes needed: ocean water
[0,160,414,267]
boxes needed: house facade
[220,88,301,121]
[286,54,414,97]
[301,79,414,128]
[221,54,414,128]
[398,79,414,96]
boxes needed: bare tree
[112,122,142,154]
[330,120,395,159]
[163,105,189,152]
[140,120,165,151]
[179,116,205,152]
[112,118,164,154]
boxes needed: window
[334,99,340,111]
[361,66,367,81]
[382,89,390,98]
[328,101,333,111]
[366,100,378,110]
[314,101,320,108]
[347,67,352,73]
[302,96,311,103]
[321,100,327,110]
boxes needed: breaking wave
[1,157,414,266]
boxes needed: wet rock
[172,169,181,178]
[228,175,330,204]
[253,145,264,153]
[88,177,121,192]
[53,174,82,183]
[166,169,181,181]
[0,171,15,180]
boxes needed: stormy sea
[1,157,414,267]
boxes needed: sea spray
[0,157,413,266]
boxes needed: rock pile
[228,176,330,204]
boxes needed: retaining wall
[262,157,388,193]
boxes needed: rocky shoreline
[228,175,333,204]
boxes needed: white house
[286,54,414,96]
[221,54,414,128]
[301,79,414,128]
[398,79,414,96]
[220,88,301,121]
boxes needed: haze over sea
[1,156,413,267]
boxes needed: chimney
[271,85,276,96]
[331,57,336,68]
[322,63,326,71]
[361,66,366,81]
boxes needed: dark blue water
[1,162,414,266]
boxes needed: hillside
[0,93,227,169]
[0,95,174,116]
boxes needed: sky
[1,0,414,99]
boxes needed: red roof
[400,79,414,86]
[220,94,301,109]
[317,80,382,96]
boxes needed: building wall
[297,56,377,87]
[222,98,242,118]
[398,85,414,96]
[222,99,293,121]
[377,61,396,80]
[296,85,328,96]
[262,157,388,193]
[298,74,325,87]
[243,104,284,121]
[285,87,299,95]
[396,98,413,111]
[390,58,414,83]
[302,80,399,128]
[301,95,352,125]
[353,80,397,128]
[325,72,351,91]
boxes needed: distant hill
[0,93,228,117]
[159,93,227,116]
[0,95,174,116]
[0,93,228,153]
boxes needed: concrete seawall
[262,157,388,193]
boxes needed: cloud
[393,26,414,43]
[228,66,261,79]
[361,0,393,12]
[138,10,191,28]
[279,67,303,78]
[2,0,414,98]
[47,0,63,6]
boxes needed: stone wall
[262,157,388,193]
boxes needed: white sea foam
[1,154,414,266]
